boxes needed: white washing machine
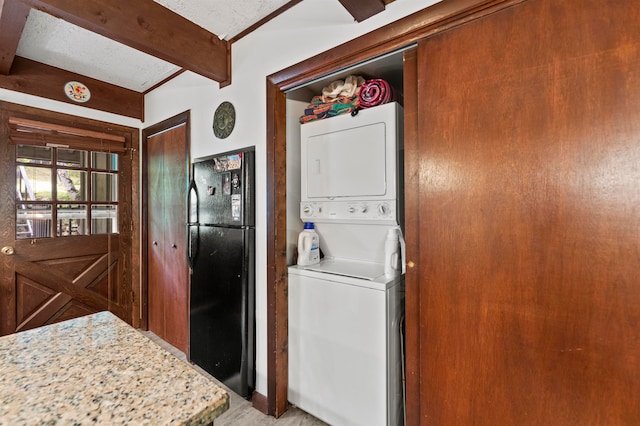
[288,259,405,426]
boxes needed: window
[16,145,119,239]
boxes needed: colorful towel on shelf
[299,75,365,123]
[358,79,397,108]
[299,95,360,123]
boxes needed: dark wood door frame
[264,0,524,417]
[140,111,190,331]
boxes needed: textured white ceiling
[15,1,293,93]
[154,0,292,40]
[16,9,181,92]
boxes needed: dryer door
[303,121,387,199]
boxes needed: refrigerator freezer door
[192,151,254,227]
[189,225,255,398]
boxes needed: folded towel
[358,79,396,108]
[321,75,365,102]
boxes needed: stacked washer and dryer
[288,102,405,426]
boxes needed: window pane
[56,169,87,201]
[16,166,52,201]
[57,149,88,167]
[17,145,52,165]
[16,204,52,239]
[92,205,118,234]
[91,152,118,171]
[91,172,118,202]
[57,204,88,236]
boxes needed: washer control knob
[378,203,390,216]
[348,205,356,213]
[302,204,313,216]
[360,204,368,214]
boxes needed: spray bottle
[384,227,402,278]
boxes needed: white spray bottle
[384,227,402,278]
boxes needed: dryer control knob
[378,203,390,216]
[302,204,313,216]
[360,204,368,214]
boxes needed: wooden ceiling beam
[17,0,230,84]
[0,56,144,119]
[338,0,386,22]
[0,0,30,75]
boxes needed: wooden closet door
[147,131,165,340]
[146,125,188,353]
[159,126,188,352]
[411,0,640,423]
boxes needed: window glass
[17,145,52,165]
[92,205,118,234]
[16,166,52,201]
[56,204,88,236]
[57,170,87,201]
[91,172,118,202]
[91,152,118,171]
[57,149,88,167]
[16,204,52,239]
[15,145,119,238]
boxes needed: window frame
[15,144,120,239]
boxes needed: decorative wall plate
[64,81,91,103]
[213,101,236,139]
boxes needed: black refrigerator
[187,148,255,399]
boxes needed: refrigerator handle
[186,178,199,270]
[187,224,199,270]
[187,178,199,223]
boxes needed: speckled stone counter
[0,311,229,425]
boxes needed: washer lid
[305,258,383,280]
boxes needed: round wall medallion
[64,81,91,103]
[213,101,236,139]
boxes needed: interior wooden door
[0,105,133,336]
[411,0,640,423]
[146,122,189,354]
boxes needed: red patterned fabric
[359,79,396,108]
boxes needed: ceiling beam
[17,0,230,84]
[337,0,386,22]
[0,56,144,119]
[0,0,30,75]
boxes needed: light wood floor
[141,331,327,426]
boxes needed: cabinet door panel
[147,134,165,336]
[413,0,640,423]
[146,124,188,353]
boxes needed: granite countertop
[0,311,229,425]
